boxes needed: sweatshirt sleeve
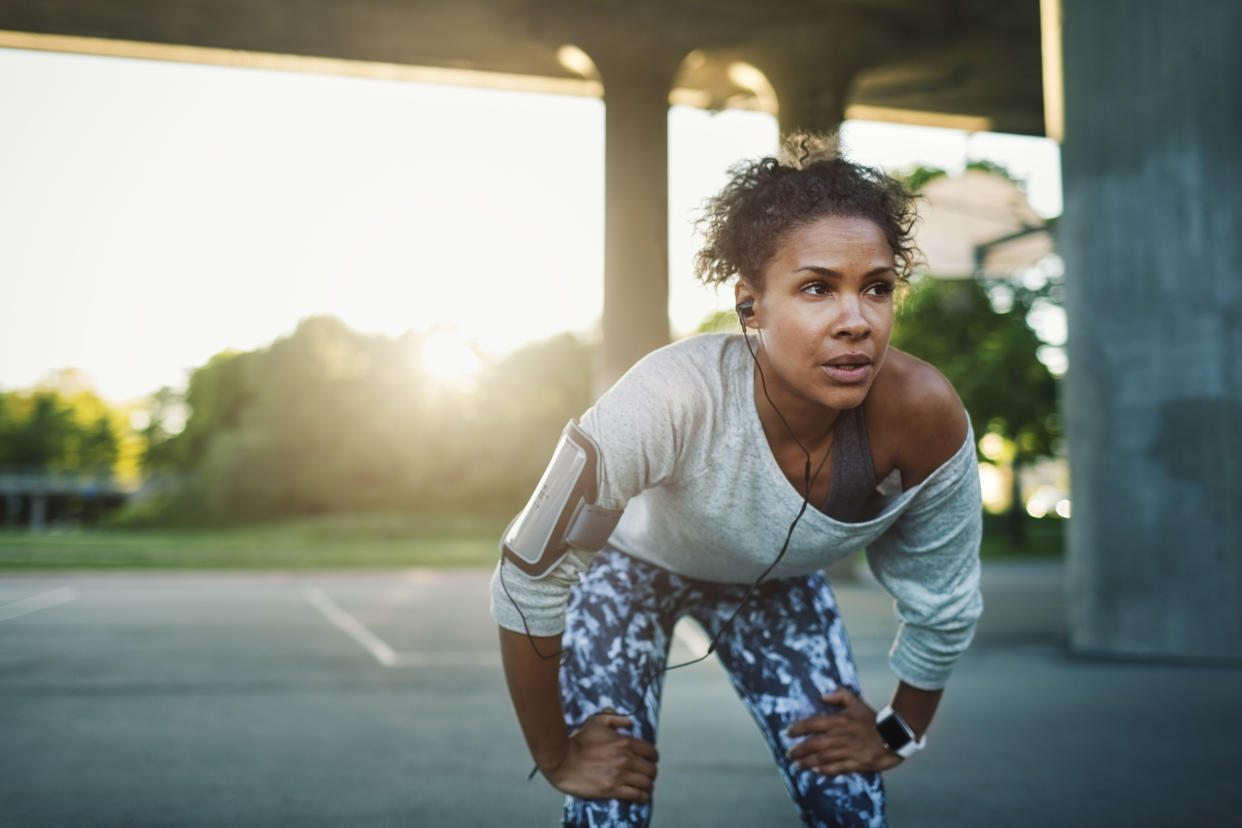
[489,342,704,635]
[864,429,984,690]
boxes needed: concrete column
[770,71,848,139]
[1061,0,1242,658]
[762,58,852,584]
[4,494,21,528]
[30,494,47,533]
[594,56,679,391]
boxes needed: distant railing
[0,469,138,497]
[0,467,148,531]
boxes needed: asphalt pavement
[1,562,1238,827]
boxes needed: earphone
[505,295,833,780]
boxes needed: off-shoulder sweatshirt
[490,333,983,690]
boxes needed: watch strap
[875,705,926,758]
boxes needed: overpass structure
[1,0,1238,659]
[0,0,1046,386]
[0,470,133,531]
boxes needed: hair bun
[779,132,842,169]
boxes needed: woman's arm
[787,355,978,773]
[491,342,713,797]
[498,627,659,802]
[889,680,942,740]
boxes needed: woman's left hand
[785,688,904,776]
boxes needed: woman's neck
[751,349,841,454]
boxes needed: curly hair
[693,133,921,288]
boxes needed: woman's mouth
[821,354,872,384]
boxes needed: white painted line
[0,586,78,622]
[673,618,713,661]
[303,587,497,669]
[304,587,398,667]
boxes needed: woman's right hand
[543,710,660,803]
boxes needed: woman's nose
[830,297,870,339]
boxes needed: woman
[491,134,982,828]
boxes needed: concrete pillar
[1061,0,1242,658]
[594,54,679,391]
[769,69,849,139]
[762,58,852,584]
[4,494,20,528]
[30,494,47,533]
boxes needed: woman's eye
[802,282,831,296]
[866,281,895,297]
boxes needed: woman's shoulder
[637,331,742,369]
[591,333,742,426]
[582,334,742,494]
[613,332,744,395]
[867,348,969,488]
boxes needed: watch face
[876,714,913,750]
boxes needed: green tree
[78,415,119,476]
[0,393,14,465]
[131,314,597,524]
[140,386,186,473]
[1,392,79,470]
[891,276,1059,544]
[471,333,595,509]
[0,388,124,479]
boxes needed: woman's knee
[788,769,886,828]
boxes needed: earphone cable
[498,558,563,662]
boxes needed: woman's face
[736,214,897,413]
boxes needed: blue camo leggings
[559,547,886,828]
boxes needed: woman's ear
[734,281,758,329]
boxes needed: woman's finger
[598,713,633,731]
[787,712,848,738]
[622,770,655,793]
[792,738,855,767]
[821,688,855,707]
[626,755,659,780]
[788,734,848,763]
[615,784,651,804]
[625,736,660,762]
[813,760,857,777]
[787,715,830,737]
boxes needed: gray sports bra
[820,405,880,522]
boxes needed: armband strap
[500,420,622,579]
[564,501,623,550]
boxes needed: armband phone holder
[501,420,621,579]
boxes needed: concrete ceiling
[0,0,1045,135]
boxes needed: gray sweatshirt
[490,333,983,690]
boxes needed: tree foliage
[141,317,595,523]
[892,276,1059,463]
[0,385,122,476]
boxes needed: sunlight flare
[419,329,482,390]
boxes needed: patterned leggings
[560,547,886,828]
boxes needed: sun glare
[420,329,482,389]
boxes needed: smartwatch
[875,705,927,758]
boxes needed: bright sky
[0,45,1061,403]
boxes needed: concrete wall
[1061,0,1242,658]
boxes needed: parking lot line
[304,586,399,666]
[673,617,713,660]
[304,586,498,668]
[0,585,78,622]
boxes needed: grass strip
[0,514,507,569]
